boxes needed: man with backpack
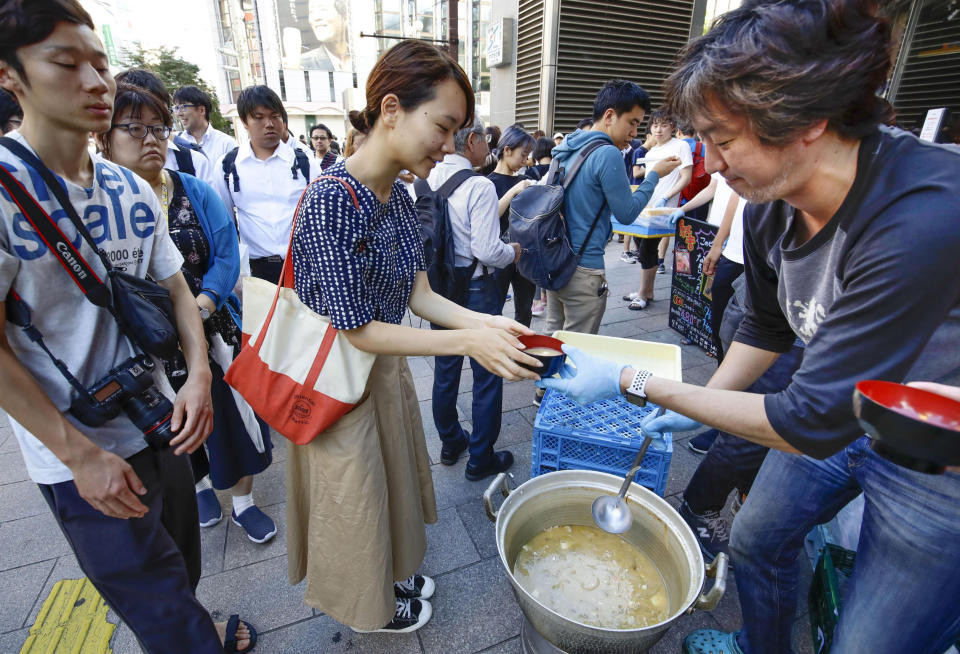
[172,85,237,165]
[545,81,680,335]
[214,85,320,283]
[423,118,522,481]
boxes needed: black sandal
[223,614,258,653]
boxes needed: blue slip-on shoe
[683,630,744,654]
[231,506,277,543]
[197,488,222,528]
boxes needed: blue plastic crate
[531,389,672,495]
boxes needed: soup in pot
[513,525,669,630]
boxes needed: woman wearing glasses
[97,84,277,545]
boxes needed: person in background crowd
[0,3,255,650]
[429,117,524,481]
[285,39,539,635]
[172,85,236,164]
[480,124,501,175]
[576,117,594,130]
[0,87,21,133]
[622,108,692,310]
[541,2,960,652]
[546,82,679,336]
[530,129,544,140]
[97,83,277,545]
[298,134,307,145]
[344,127,365,157]
[310,122,340,169]
[527,136,554,181]
[282,120,314,159]
[114,69,217,188]
[553,132,563,146]
[329,137,341,155]
[488,125,537,327]
[676,123,710,222]
[213,85,321,283]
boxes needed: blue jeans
[432,273,504,465]
[731,437,960,654]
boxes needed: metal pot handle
[690,552,728,612]
[483,473,512,522]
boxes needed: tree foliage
[120,45,234,136]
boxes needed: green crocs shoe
[683,629,744,654]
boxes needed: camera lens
[124,387,176,450]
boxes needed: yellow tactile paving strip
[20,578,115,654]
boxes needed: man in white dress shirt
[173,85,237,164]
[425,118,522,482]
[214,85,320,283]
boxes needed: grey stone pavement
[0,240,815,653]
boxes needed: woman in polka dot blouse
[286,40,541,634]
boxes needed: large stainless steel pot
[483,470,727,654]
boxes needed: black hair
[172,85,213,121]
[100,83,172,159]
[592,79,651,122]
[649,108,677,129]
[310,123,333,139]
[495,125,534,159]
[236,85,286,125]
[576,117,594,130]
[666,0,892,144]
[0,0,94,84]
[532,136,554,162]
[115,68,170,107]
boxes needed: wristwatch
[624,368,653,407]
[198,305,212,321]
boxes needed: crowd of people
[0,0,958,653]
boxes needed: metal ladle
[592,405,666,534]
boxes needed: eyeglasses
[172,104,197,112]
[112,122,172,141]
[311,135,329,141]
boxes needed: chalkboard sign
[669,217,720,357]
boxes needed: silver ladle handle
[616,406,666,500]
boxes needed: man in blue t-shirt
[539,3,960,654]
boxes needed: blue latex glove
[641,409,702,441]
[654,197,668,208]
[668,208,685,225]
[536,345,625,406]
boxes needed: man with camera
[0,2,252,652]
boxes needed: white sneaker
[619,252,637,263]
[351,598,432,634]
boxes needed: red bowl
[517,335,566,376]
[853,380,960,473]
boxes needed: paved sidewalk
[0,240,814,653]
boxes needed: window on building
[304,71,312,102]
[329,72,336,102]
[217,0,233,46]
[279,70,286,101]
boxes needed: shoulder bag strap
[436,168,478,198]
[560,140,608,190]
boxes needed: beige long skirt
[286,354,438,629]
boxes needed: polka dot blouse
[292,161,426,330]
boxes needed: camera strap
[0,138,115,308]
[4,289,96,403]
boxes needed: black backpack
[414,169,478,301]
[170,146,196,177]
[508,140,609,290]
[221,146,312,192]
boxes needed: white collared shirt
[426,153,515,274]
[214,140,322,259]
[165,140,217,188]
[286,134,316,159]
[177,123,237,164]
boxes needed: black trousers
[250,255,284,283]
[39,446,221,653]
[710,256,745,361]
[495,263,536,327]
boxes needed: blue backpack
[413,169,478,301]
[507,140,609,290]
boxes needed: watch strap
[624,368,652,406]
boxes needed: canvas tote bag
[224,176,376,444]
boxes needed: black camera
[70,354,176,450]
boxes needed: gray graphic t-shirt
[0,133,184,483]
[733,126,960,458]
